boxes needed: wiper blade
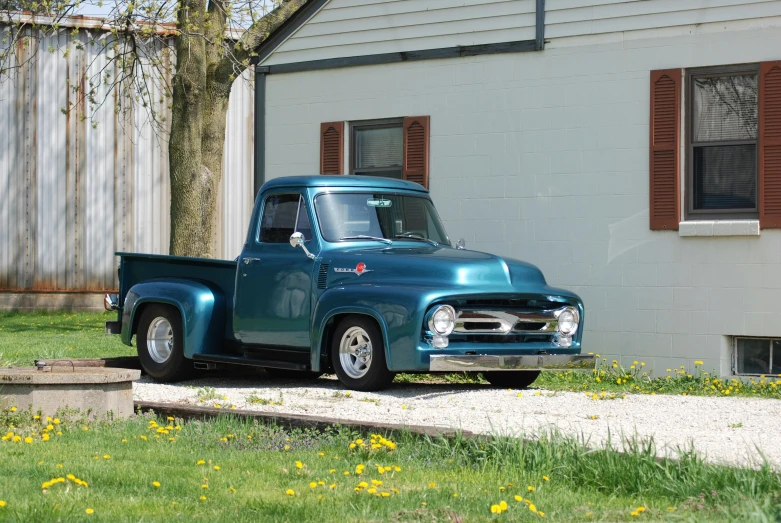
[340,235,393,245]
[394,235,438,246]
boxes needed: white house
[252,0,781,378]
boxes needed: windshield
[314,192,451,245]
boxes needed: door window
[259,194,312,243]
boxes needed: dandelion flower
[286,489,295,496]
[636,507,646,513]
[453,493,459,498]
[196,460,205,465]
[428,482,436,488]
[200,495,207,501]
[0,501,5,508]
[103,455,110,460]
[527,486,536,492]
[24,437,33,444]
[499,501,508,510]
[213,466,220,471]
[542,475,549,481]
[329,484,336,489]
[295,461,303,469]
[85,508,94,515]
[309,482,317,489]
[284,445,291,450]
[514,495,523,502]
[490,504,501,514]
[153,481,161,488]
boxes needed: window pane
[260,194,311,243]
[355,126,403,169]
[693,144,756,210]
[693,75,757,142]
[773,340,781,375]
[736,338,770,375]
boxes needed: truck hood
[324,245,558,295]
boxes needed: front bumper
[429,354,595,372]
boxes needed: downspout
[535,0,546,51]
[254,66,269,196]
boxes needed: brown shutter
[649,69,681,230]
[760,61,781,229]
[403,116,430,189]
[320,122,344,175]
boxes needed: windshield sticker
[366,199,392,208]
[334,262,373,276]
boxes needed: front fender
[121,279,226,359]
[311,285,445,372]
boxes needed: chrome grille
[454,308,566,335]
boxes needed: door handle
[243,257,261,265]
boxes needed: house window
[687,67,759,219]
[349,119,404,179]
[734,338,781,375]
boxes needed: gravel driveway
[133,374,781,470]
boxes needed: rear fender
[121,279,225,359]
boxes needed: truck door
[234,192,317,349]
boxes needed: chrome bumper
[429,354,595,372]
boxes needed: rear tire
[483,370,541,389]
[263,368,323,380]
[136,304,192,382]
[331,315,395,391]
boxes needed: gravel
[133,375,781,470]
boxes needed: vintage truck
[105,176,593,391]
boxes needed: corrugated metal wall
[0,24,254,292]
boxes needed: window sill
[678,220,760,237]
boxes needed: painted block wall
[264,25,781,378]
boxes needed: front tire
[136,304,192,382]
[331,316,395,391]
[483,370,541,389]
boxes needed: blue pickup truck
[105,176,593,391]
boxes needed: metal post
[535,0,546,51]
[254,67,268,196]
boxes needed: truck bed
[117,252,238,340]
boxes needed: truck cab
[106,176,594,391]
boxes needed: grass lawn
[0,311,135,366]
[0,407,780,521]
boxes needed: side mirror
[456,238,466,250]
[289,232,315,260]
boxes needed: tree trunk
[168,0,209,257]
[169,0,306,258]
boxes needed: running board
[192,354,309,371]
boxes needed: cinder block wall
[264,26,781,377]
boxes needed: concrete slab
[0,367,141,419]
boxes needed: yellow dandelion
[295,461,303,469]
[514,495,523,502]
[85,508,94,515]
[542,475,549,481]
[200,495,207,501]
[428,482,436,488]
[103,455,110,460]
[286,489,295,496]
[24,437,33,444]
[527,486,536,492]
[213,466,220,471]
[153,481,161,488]
[0,500,5,508]
[490,504,501,514]
[309,482,317,489]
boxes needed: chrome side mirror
[456,238,466,250]
[289,232,315,260]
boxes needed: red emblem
[355,262,366,274]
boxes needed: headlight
[428,305,456,336]
[556,307,579,336]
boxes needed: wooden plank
[134,401,477,439]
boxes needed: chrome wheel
[146,317,174,364]
[338,326,372,379]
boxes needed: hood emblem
[334,262,372,276]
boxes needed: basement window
[734,338,781,375]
